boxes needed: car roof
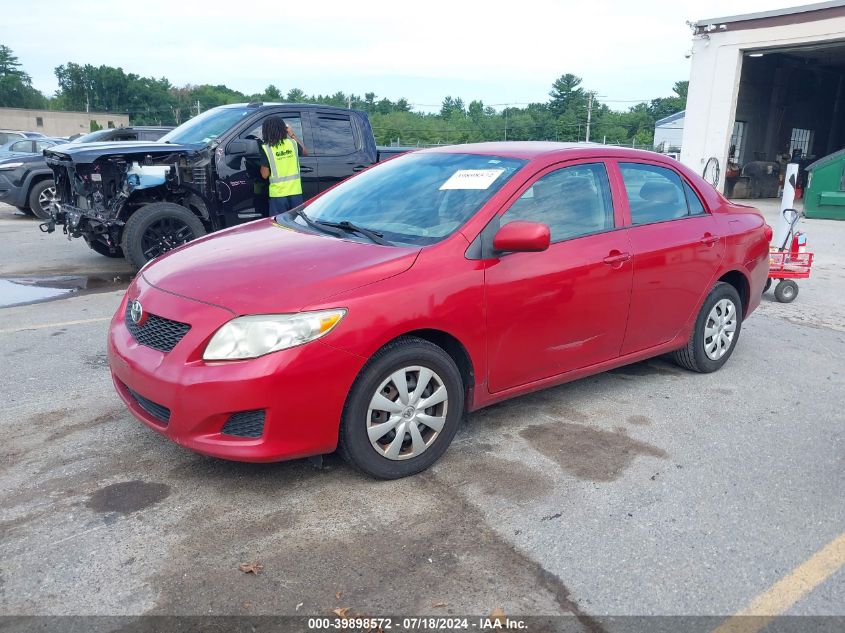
[418,141,674,162]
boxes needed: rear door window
[314,115,358,156]
[619,163,697,225]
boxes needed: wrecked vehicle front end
[43,142,213,255]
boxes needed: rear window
[314,116,357,156]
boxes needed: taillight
[764,224,773,242]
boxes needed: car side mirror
[492,221,550,254]
[226,139,260,157]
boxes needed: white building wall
[681,13,845,183]
[0,108,129,137]
[654,115,685,151]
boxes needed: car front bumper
[107,276,364,462]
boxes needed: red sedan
[108,143,771,478]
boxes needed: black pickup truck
[44,103,409,268]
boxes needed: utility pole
[347,95,352,109]
[585,93,593,143]
[504,108,508,141]
[196,100,201,116]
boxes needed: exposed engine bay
[43,146,212,254]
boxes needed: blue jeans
[269,194,304,214]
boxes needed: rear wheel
[672,282,742,373]
[14,205,33,215]
[28,180,57,220]
[774,279,798,303]
[763,278,772,294]
[120,202,206,270]
[338,337,464,479]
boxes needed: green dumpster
[805,149,845,220]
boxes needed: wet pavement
[1,201,843,626]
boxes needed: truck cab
[44,103,393,269]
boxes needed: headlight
[203,309,346,360]
[0,162,24,170]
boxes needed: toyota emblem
[129,300,145,325]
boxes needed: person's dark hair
[262,116,288,146]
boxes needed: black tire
[120,202,206,270]
[86,238,124,258]
[27,179,57,220]
[763,278,772,294]
[14,205,34,216]
[774,279,798,303]
[672,282,743,373]
[338,336,465,479]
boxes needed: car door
[218,110,316,224]
[615,161,725,355]
[484,161,633,393]
[312,111,371,192]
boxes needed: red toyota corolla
[108,143,770,478]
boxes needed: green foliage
[2,46,687,149]
[0,45,47,108]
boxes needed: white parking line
[0,316,112,334]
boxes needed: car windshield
[158,106,253,145]
[284,152,526,246]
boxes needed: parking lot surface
[1,201,843,629]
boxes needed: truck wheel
[121,202,206,269]
[774,279,798,303]
[15,205,34,216]
[763,278,772,294]
[87,238,124,258]
[28,180,57,220]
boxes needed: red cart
[765,249,813,303]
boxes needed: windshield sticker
[439,169,505,190]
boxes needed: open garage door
[726,41,845,198]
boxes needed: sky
[4,0,816,112]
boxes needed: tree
[0,45,46,108]
[286,88,307,103]
[549,73,585,116]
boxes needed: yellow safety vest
[263,139,302,197]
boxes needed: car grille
[221,410,265,438]
[125,303,190,353]
[126,386,171,425]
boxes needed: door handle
[352,165,368,172]
[603,251,631,265]
[700,233,718,246]
[300,166,314,173]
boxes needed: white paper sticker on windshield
[439,169,505,190]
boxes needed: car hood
[142,219,420,314]
[45,140,202,163]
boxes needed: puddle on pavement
[0,274,129,308]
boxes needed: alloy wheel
[38,186,58,215]
[366,366,448,461]
[141,217,196,261]
[704,298,737,360]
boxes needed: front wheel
[672,282,742,373]
[28,179,57,220]
[86,237,124,258]
[120,202,206,270]
[338,337,464,479]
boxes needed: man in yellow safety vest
[259,116,309,213]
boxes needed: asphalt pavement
[0,201,843,631]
